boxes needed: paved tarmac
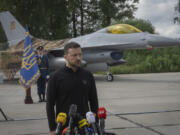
[0,72,180,135]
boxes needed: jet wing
[48,31,180,56]
[69,32,180,51]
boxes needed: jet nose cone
[147,34,180,48]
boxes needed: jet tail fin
[0,11,26,46]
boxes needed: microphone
[62,127,69,135]
[68,104,77,118]
[98,107,106,134]
[56,112,67,135]
[86,111,98,135]
[65,104,77,135]
[77,113,90,135]
[74,126,80,135]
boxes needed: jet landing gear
[106,65,114,81]
[106,72,114,81]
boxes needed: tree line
[0,0,139,41]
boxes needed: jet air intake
[83,51,124,63]
[49,57,66,73]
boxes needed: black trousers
[37,75,46,95]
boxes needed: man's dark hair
[64,42,81,54]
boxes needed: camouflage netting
[7,37,70,51]
[0,50,22,79]
[0,37,70,79]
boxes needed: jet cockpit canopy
[107,24,142,34]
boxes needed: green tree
[0,0,140,39]
[0,0,69,40]
[99,0,139,27]
[174,0,180,24]
[67,0,140,37]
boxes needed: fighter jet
[1,11,180,81]
[49,26,180,81]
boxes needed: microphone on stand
[86,111,99,135]
[98,107,106,134]
[55,112,67,135]
[65,104,77,135]
[77,113,90,135]
[74,126,80,135]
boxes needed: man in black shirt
[46,42,99,135]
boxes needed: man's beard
[69,60,81,68]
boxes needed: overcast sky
[135,0,180,38]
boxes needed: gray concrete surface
[0,72,180,135]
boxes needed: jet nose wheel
[106,74,114,81]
